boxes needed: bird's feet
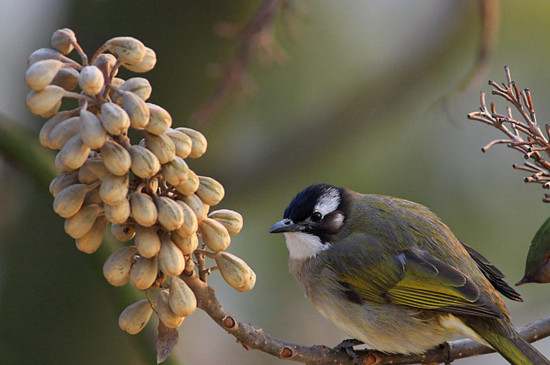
[334,339,364,361]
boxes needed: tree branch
[181,273,550,364]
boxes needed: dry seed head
[122,47,156,73]
[168,277,196,317]
[49,171,79,197]
[129,255,159,290]
[39,110,74,149]
[158,233,185,277]
[129,192,158,227]
[99,173,129,205]
[171,231,198,256]
[122,92,150,129]
[165,129,192,159]
[215,252,255,292]
[84,186,102,205]
[111,223,136,241]
[178,193,207,222]
[100,102,131,135]
[101,140,132,176]
[162,157,189,186]
[53,183,90,218]
[175,200,198,236]
[94,53,118,79]
[48,116,80,150]
[40,100,63,119]
[82,158,110,180]
[51,28,76,55]
[157,289,184,329]
[50,67,80,91]
[116,77,152,102]
[199,217,230,252]
[64,204,103,239]
[26,85,66,115]
[28,47,74,65]
[155,196,184,231]
[79,65,105,95]
[118,299,154,335]
[175,169,199,196]
[128,145,161,178]
[80,109,107,149]
[176,127,207,158]
[208,209,243,236]
[135,225,161,258]
[103,245,137,286]
[55,135,90,172]
[196,176,225,206]
[145,103,172,135]
[25,59,64,91]
[75,216,107,253]
[143,132,176,164]
[104,37,146,65]
[77,164,99,184]
[104,199,131,224]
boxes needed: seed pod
[165,129,192,159]
[111,223,136,241]
[208,209,243,236]
[157,289,184,329]
[104,37,146,65]
[78,164,98,184]
[40,100,63,119]
[196,176,225,206]
[134,225,161,258]
[122,92,150,129]
[155,196,184,231]
[100,102,130,135]
[25,59,64,90]
[175,169,200,196]
[26,85,66,115]
[178,193,207,222]
[94,53,118,79]
[169,277,196,317]
[143,132,175,164]
[99,173,129,205]
[84,186,102,205]
[49,171,79,197]
[79,65,104,95]
[199,218,230,252]
[122,47,156,73]
[75,216,106,253]
[184,257,195,275]
[145,103,172,135]
[215,252,256,292]
[128,145,160,178]
[101,140,132,176]
[115,77,152,102]
[64,204,103,239]
[111,77,125,90]
[129,192,158,227]
[118,299,154,335]
[104,198,131,224]
[80,109,107,149]
[159,233,185,277]
[171,231,198,256]
[82,158,110,180]
[162,157,189,186]
[28,47,74,65]
[39,110,74,149]
[50,67,80,91]
[51,28,76,55]
[53,183,91,218]
[48,116,80,150]
[175,200,198,236]
[129,255,158,290]
[176,127,207,158]
[103,245,137,286]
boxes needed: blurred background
[1,0,549,364]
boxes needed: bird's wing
[334,250,503,318]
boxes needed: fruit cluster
[25,29,255,334]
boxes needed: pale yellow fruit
[51,67,79,91]
[55,135,91,172]
[122,47,156,73]
[215,252,255,292]
[178,193,207,222]
[118,299,155,335]
[104,198,131,224]
[158,234,185,277]
[75,216,107,253]
[79,65,104,95]
[157,289,184,329]
[51,28,75,55]
[53,183,90,218]
[165,128,192,159]
[175,200,198,236]
[196,176,225,206]
[64,204,103,239]
[199,218,230,252]
[28,47,74,66]
[111,223,136,241]
[80,109,107,149]
[48,116,80,150]
[115,77,152,102]
[128,145,160,178]
[103,245,137,286]
[26,85,66,115]
[208,209,243,236]
[171,231,198,256]
[84,186,102,205]
[25,59,64,90]
[104,37,146,65]
[143,132,175,164]
[129,255,158,290]
[100,102,131,135]
[39,110,75,149]
[162,157,188,186]
[174,169,199,196]
[99,173,129,205]
[134,225,161,258]
[168,277,196,317]
[77,164,99,184]
[101,140,132,176]
[122,92,150,129]
[82,158,110,180]
[129,192,158,227]
[155,196,184,231]
[49,172,79,197]
[144,103,171,135]
[175,127,207,158]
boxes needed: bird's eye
[311,212,322,222]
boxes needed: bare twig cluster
[468,66,550,202]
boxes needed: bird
[269,183,549,365]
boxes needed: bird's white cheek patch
[314,188,340,216]
[284,232,330,260]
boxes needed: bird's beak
[269,218,301,233]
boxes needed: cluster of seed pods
[25,29,255,334]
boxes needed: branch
[182,273,550,364]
